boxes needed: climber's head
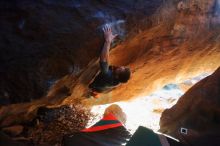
[115,66,131,83]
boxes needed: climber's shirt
[89,61,119,92]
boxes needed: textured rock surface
[66,0,220,105]
[29,105,92,145]
[160,67,220,139]
[1,0,220,126]
[2,125,23,136]
[0,0,220,145]
[0,0,162,104]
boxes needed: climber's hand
[103,24,118,44]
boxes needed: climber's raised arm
[88,25,130,96]
[100,25,117,63]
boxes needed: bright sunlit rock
[88,73,211,134]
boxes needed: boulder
[160,67,220,141]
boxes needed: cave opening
[89,72,211,134]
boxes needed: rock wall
[65,0,220,105]
[160,67,220,140]
[0,0,220,135]
[0,0,162,104]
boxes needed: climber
[88,24,131,97]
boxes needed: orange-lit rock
[2,125,23,136]
[66,0,220,105]
[0,0,220,141]
[0,0,162,104]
